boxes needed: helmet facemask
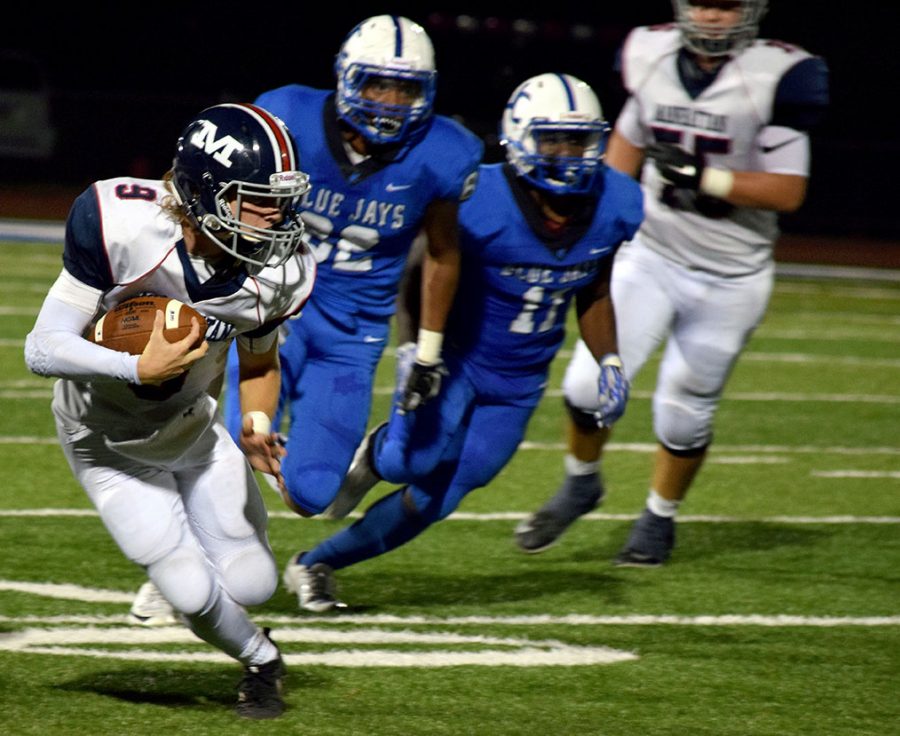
[672,0,768,56]
[518,122,608,195]
[337,65,435,144]
[198,171,310,269]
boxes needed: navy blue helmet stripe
[554,73,577,111]
[391,15,402,56]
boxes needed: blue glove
[595,353,629,428]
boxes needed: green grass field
[1,241,898,735]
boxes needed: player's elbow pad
[24,325,138,383]
[24,331,54,378]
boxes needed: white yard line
[0,608,897,629]
[2,436,898,456]
[740,352,900,368]
[812,470,900,479]
[0,508,897,523]
[4,386,899,403]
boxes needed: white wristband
[416,328,443,365]
[244,411,271,435]
[699,168,734,199]
[599,353,623,369]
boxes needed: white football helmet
[501,73,609,195]
[334,15,437,145]
[672,0,768,56]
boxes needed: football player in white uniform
[24,103,316,719]
[515,0,829,565]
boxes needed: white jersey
[48,176,316,448]
[618,26,822,275]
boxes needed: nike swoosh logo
[589,248,606,255]
[670,164,697,177]
[386,183,411,192]
[759,136,803,154]
[363,335,385,343]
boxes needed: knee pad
[376,420,438,483]
[653,395,715,451]
[148,547,213,615]
[283,465,342,516]
[218,544,278,607]
[561,347,601,414]
[659,441,709,458]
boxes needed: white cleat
[129,581,180,626]
[283,553,346,612]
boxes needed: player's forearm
[577,294,619,361]
[418,247,460,334]
[239,343,281,423]
[606,129,645,179]
[25,295,140,383]
[239,366,280,421]
[720,171,808,212]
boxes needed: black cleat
[515,474,604,553]
[614,508,675,567]
[236,629,285,719]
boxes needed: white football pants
[57,413,277,662]
[563,237,773,450]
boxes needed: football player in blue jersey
[517,0,830,566]
[279,73,644,611]
[222,15,483,527]
[25,104,317,718]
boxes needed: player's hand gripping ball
[87,295,207,354]
[87,295,207,400]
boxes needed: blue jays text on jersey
[301,186,407,229]
[254,85,483,318]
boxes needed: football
[87,295,207,355]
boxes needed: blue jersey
[447,164,643,375]
[254,85,483,318]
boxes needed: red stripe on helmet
[242,103,294,171]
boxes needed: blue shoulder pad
[772,56,830,131]
[63,187,114,291]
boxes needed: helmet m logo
[190,120,244,167]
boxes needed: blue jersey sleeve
[63,187,114,291]
[772,56,830,131]
[253,87,288,114]
[426,117,484,202]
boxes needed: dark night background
[2,2,899,249]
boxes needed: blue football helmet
[172,103,310,268]
[672,0,768,56]
[501,73,609,195]
[334,15,437,145]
